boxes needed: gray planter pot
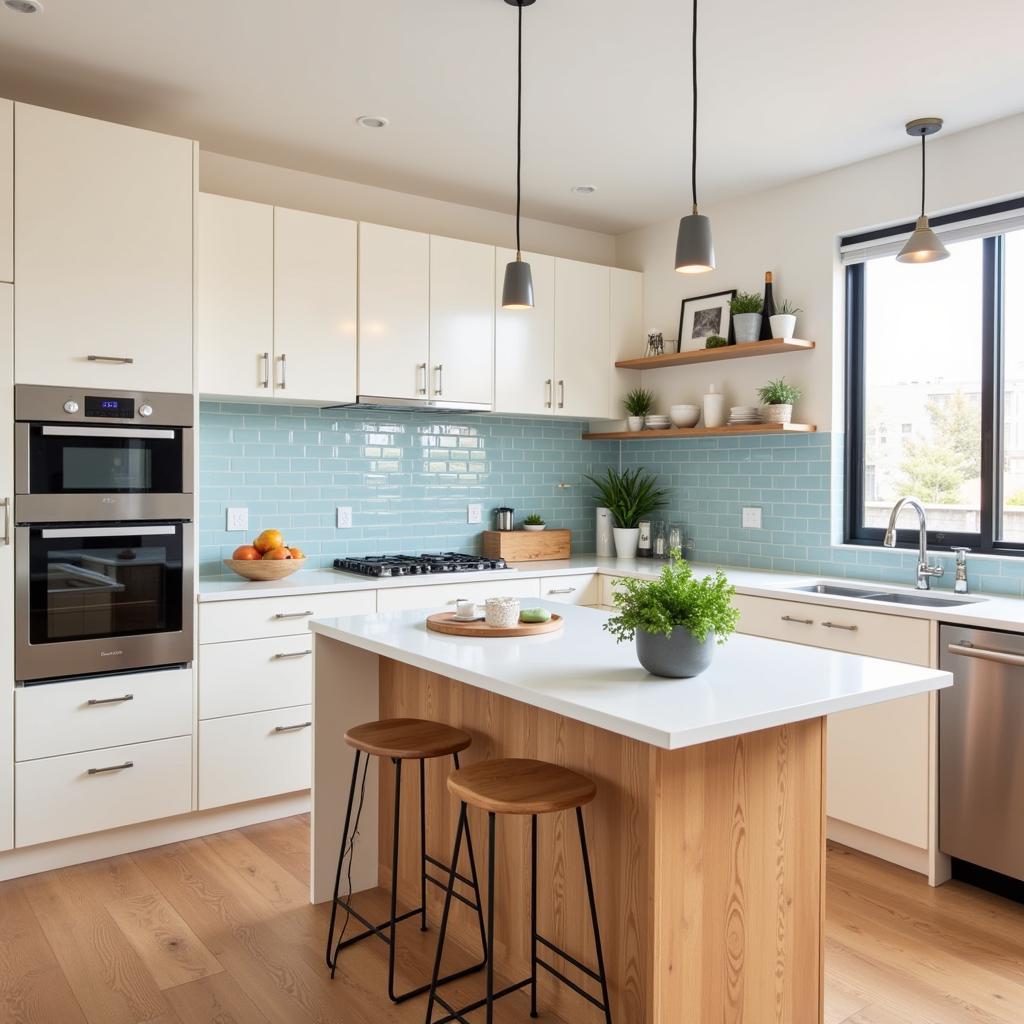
[635,626,716,678]
[732,312,762,343]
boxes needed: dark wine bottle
[759,271,775,340]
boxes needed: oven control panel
[84,395,136,419]
[15,384,194,429]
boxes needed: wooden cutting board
[426,611,564,638]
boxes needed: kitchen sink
[788,583,980,608]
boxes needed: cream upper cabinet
[0,100,11,283]
[0,285,12,852]
[553,257,610,418]
[198,193,274,398]
[14,103,194,393]
[274,207,357,404]
[358,222,430,401]
[429,235,494,406]
[494,248,555,415]
[609,268,643,418]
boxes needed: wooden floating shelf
[615,337,815,370]
[583,422,817,441]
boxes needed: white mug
[454,598,478,619]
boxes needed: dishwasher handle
[946,640,1024,668]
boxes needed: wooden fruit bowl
[223,557,307,582]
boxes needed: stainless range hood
[327,395,493,413]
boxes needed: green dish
[519,607,552,623]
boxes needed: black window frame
[844,197,1024,556]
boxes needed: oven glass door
[27,424,184,494]
[27,523,184,646]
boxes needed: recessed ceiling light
[4,0,43,12]
[355,115,389,129]
[570,185,597,195]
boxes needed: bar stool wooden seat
[325,718,487,1004]
[425,758,613,1024]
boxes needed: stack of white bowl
[644,414,671,430]
[727,405,762,426]
[669,404,701,428]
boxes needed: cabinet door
[14,104,193,393]
[494,248,555,414]
[274,207,357,404]
[0,100,11,283]
[0,285,11,852]
[553,258,610,418]
[429,235,494,406]
[197,193,274,398]
[609,268,643,419]
[358,223,429,400]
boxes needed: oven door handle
[41,426,177,440]
[40,525,178,539]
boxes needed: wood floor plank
[238,813,311,886]
[163,973,271,1024]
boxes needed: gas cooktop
[333,553,510,578]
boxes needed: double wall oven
[14,385,194,684]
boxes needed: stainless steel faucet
[882,496,945,590]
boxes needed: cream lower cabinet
[0,99,11,283]
[0,285,11,852]
[538,574,599,606]
[733,593,931,851]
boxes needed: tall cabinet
[0,99,11,284]
[13,103,194,393]
[0,284,12,853]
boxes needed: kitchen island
[309,601,951,1023]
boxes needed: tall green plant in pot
[585,466,667,558]
[605,552,739,677]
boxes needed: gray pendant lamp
[897,117,949,264]
[501,0,535,309]
[675,0,714,273]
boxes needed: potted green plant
[730,291,764,343]
[704,334,728,349]
[585,466,668,559]
[522,513,546,532]
[770,299,802,341]
[604,552,739,677]
[757,376,803,424]
[623,388,655,432]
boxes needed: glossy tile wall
[198,402,617,576]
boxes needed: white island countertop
[310,600,951,750]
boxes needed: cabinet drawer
[199,706,311,809]
[15,735,192,847]
[199,589,376,644]
[16,667,192,762]
[376,578,540,612]
[538,574,598,606]
[732,593,930,664]
[200,637,312,720]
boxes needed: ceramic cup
[454,598,479,620]
[484,596,521,628]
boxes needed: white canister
[484,597,521,628]
[596,507,615,557]
[703,384,726,429]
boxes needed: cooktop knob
[63,400,79,414]
[139,404,154,418]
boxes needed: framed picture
[677,289,736,352]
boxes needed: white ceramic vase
[626,415,645,432]
[769,313,797,340]
[761,403,793,424]
[612,527,640,559]
[702,388,726,428]
[732,313,762,343]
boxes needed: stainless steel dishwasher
[940,624,1024,882]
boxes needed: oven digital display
[85,396,135,419]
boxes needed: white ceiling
[0,0,1021,234]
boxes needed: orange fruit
[232,544,261,561]
[254,529,285,553]
[287,547,305,560]
[262,547,292,560]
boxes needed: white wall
[615,113,1024,430]
[200,151,617,266]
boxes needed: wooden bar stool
[425,758,613,1024]
[325,718,488,1003]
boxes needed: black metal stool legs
[577,806,613,1024]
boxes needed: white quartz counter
[309,600,951,750]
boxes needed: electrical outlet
[467,503,483,525]
[741,507,762,529]
[226,507,248,532]
[336,506,353,529]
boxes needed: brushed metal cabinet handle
[545,379,553,408]
[260,352,270,388]
[88,761,134,775]
[548,587,577,595]
[417,363,428,395]
[278,353,287,390]
[434,364,444,396]
[557,379,565,409]
[0,497,8,546]
[946,641,1024,667]
[87,354,134,364]
[274,722,312,733]
[273,650,312,660]
[273,610,314,620]
[87,694,134,706]
[822,621,858,632]
[781,615,813,625]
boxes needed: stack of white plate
[727,406,762,426]
[644,414,671,430]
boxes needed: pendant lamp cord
[920,132,926,217]
[690,0,698,215]
[515,0,524,258]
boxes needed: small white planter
[522,524,546,532]
[733,312,762,343]
[612,527,640,559]
[769,313,797,340]
[761,403,793,424]
[626,415,645,432]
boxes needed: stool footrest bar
[536,933,603,983]
[537,957,609,1012]
[424,872,481,911]
[429,977,532,1024]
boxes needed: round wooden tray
[426,611,564,638]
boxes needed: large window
[845,201,1024,554]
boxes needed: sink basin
[788,583,979,608]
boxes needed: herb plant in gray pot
[730,291,764,343]
[585,466,667,559]
[604,552,739,677]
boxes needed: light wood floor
[0,816,1022,1024]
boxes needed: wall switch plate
[741,507,763,529]
[226,507,249,532]
[467,503,483,525]
[336,506,353,529]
